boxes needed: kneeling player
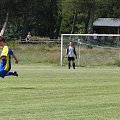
[0,36,19,78]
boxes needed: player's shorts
[0,69,8,78]
[68,57,75,61]
[0,65,10,78]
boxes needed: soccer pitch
[0,64,120,120]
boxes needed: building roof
[93,18,120,27]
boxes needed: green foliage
[31,36,49,41]
[4,23,20,40]
[95,0,120,18]
[114,59,120,67]
[7,40,18,46]
[0,0,119,38]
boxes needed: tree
[0,0,120,39]
[0,12,9,36]
[95,0,120,18]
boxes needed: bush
[31,36,49,41]
[114,59,120,67]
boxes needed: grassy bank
[8,44,120,66]
[10,44,61,65]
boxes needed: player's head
[0,35,6,46]
[28,32,31,35]
[69,41,73,46]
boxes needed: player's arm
[74,47,77,59]
[65,48,68,58]
[0,54,6,59]
[12,54,19,64]
[0,55,2,59]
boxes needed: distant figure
[66,42,77,69]
[93,31,98,44]
[26,32,32,41]
[0,36,19,78]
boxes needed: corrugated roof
[93,18,120,27]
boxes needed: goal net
[60,34,120,66]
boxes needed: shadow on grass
[10,87,35,90]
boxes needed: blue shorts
[0,68,8,78]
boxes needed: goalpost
[60,34,120,66]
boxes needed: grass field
[0,64,120,120]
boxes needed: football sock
[68,62,70,69]
[7,71,18,76]
[7,72,15,75]
[73,63,75,69]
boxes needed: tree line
[0,0,119,40]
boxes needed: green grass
[0,64,120,120]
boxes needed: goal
[60,34,120,66]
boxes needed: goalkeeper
[66,42,77,69]
[0,36,19,78]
